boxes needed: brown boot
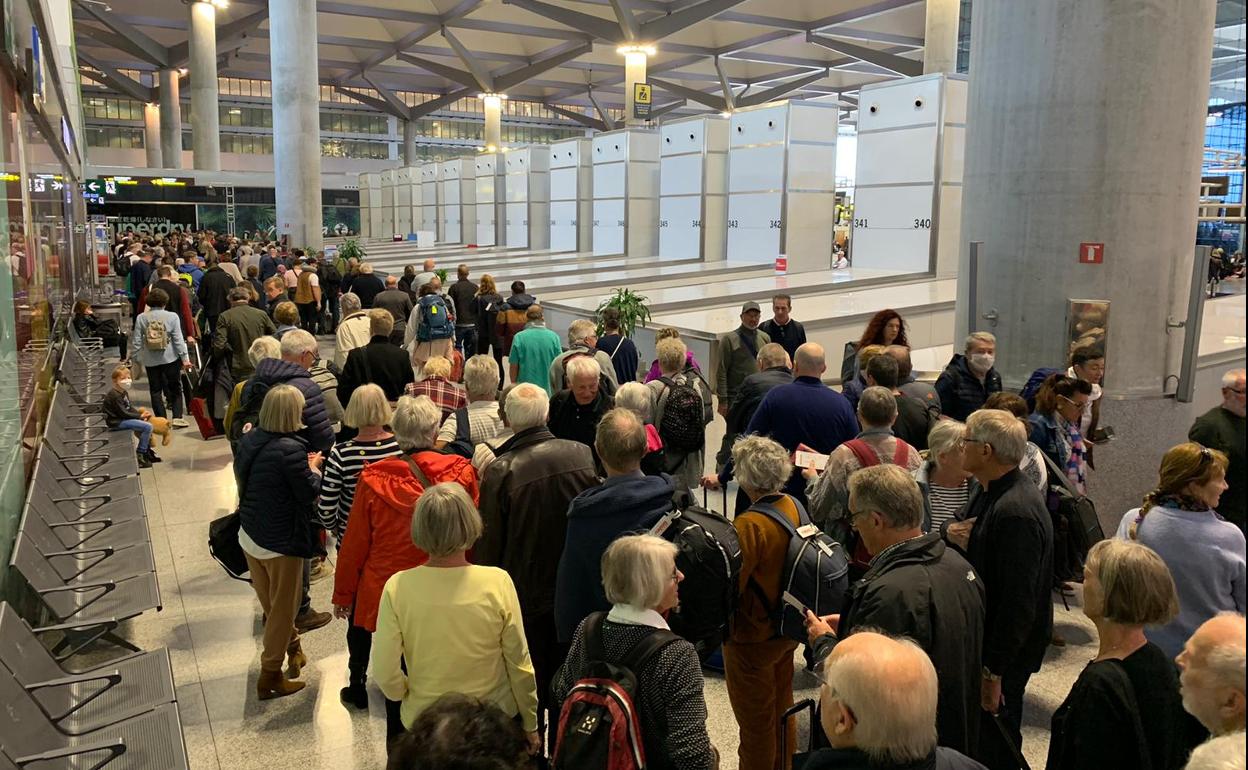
[257,668,306,700]
[286,641,308,679]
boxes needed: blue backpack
[1020,367,1063,412]
[416,294,454,342]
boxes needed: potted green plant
[338,238,364,262]
[595,287,651,337]
[434,267,449,284]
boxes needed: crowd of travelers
[100,229,1246,770]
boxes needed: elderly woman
[437,355,506,450]
[645,337,707,491]
[1028,373,1094,493]
[1116,442,1244,658]
[317,384,401,541]
[553,534,717,770]
[272,301,301,340]
[914,419,978,534]
[644,327,704,383]
[236,385,324,700]
[224,335,281,447]
[405,354,467,421]
[373,483,538,751]
[725,435,805,770]
[983,392,1049,492]
[614,381,665,475]
[1047,539,1193,770]
[332,395,479,731]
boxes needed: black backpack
[229,379,271,448]
[552,613,679,770]
[442,407,475,459]
[112,251,131,278]
[749,498,850,643]
[656,375,704,455]
[649,497,742,661]
[1040,451,1104,581]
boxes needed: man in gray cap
[715,300,771,419]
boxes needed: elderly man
[213,286,277,381]
[549,318,618,394]
[1190,369,1246,532]
[548,356,614,465]
[413,257,437,292]
[888,344,942,421]
[866,354,934,451]
[508,304,563,393]
[554,408,676,643]
[372,274,414,345]
[350,263,386,308]
[958,409,1054,766]
[806,632,986,770]
[935,332,1003,421]
[477,384,599,741]
[334,293,371,370]
[447,263,478,356]
[715,300,772,417]
[436,355,506,452]
[339,310,414,405]
[805,465,985,758]
[1178,612,1246,737]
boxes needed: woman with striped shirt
[915,419,978,534]
[318,384,402,540]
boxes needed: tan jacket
[334,311,372,370]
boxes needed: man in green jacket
[715,300,771,417]
[213,286,277,380]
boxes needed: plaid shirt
[405,376,467,422]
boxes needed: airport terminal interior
[1,0,1246,768]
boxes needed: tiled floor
[120,376,1094,770]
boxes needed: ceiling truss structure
[73,0,934,128]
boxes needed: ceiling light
[617,44,656,56]
[478,92,507,100]
[210,0,229,8]
[228,108,241,114]
[720,111,733,118]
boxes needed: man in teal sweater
[508,305,563,394]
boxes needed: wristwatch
[982,667,1002,682]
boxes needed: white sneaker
[172,418,189,429]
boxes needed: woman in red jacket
[331,394,479,741]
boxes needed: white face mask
[969,353,995,372]
[118,378,133,389]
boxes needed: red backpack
[552,613,679,770]
[842,438,911,571]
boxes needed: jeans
[114,419,152,454]
[145,360,184,419]
[455,326,476,359]
[477,335,504,388]
[298,558,312,615]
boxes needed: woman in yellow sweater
[372,482,541,754]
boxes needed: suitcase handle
[780,698,817,759]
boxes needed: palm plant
[595,287,651,337]
[338,239,364,261]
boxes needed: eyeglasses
[1059,395,1089,410]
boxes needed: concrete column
[957,0,1216,397]
[482,94,502,151]
[269,0,324,250]
[189,1,220,170]
[158,69,182,169]
[143,102,162,168]
[922,0,960,74]
[403,119,418,165]
[622,47,649,127]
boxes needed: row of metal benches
[1,338,189,769]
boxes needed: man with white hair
[435,355,506,451]
[1190,369,1246,532]
[935,332,1003,421]
[548,318,619,394]
[350,262,386,308]
[413,257,437,292]
[334,292,371,370]
[477,383,598,740]
[1178,612,1247,736]
[959,408,1053,765]
[1185,731,1246,770]
[807,631,986,769]
[548,355,614,466]
[804,464,985,757]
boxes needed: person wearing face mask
[1189,369,1246,534]
[102,365,157,468]
[935,332,1003,422]
[715,301,772,419]
[1116,442,1245,659]
[759,294,807,362]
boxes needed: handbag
[208,512,251,582]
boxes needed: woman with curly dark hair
[857,308,910,351]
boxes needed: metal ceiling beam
[545,102,607,131]
[808,0,923,28]
[716,29,799,57]
[648,76,727,112]
[586,87,617,130]
[805,33,921,77]
[542,52,702,100]
[363,75,413,117]
[410,87,475,119]
[608,0,641,41]
[820,26,924,48]
[713,56,735,111]
[639,0,748,40]
[396,52,482,90]
[78,50,154,103]
[736,67,830,107]
[346,23,441,82]
[75,22,169,69]
[441,28,494,91]
[493,40,596,92]
[73,0,169,67]
[649,99,686,121]
[335,85,407,119]
[168,7,270,68]
[501,0,624,42]
[316,1,439,24]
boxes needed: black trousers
[145,360,184,419]
[346,608,405,741]
[477,335,505,388]
[976,667,1031,770]
[297,302,319,334]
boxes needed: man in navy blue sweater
[704,342,858,508]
